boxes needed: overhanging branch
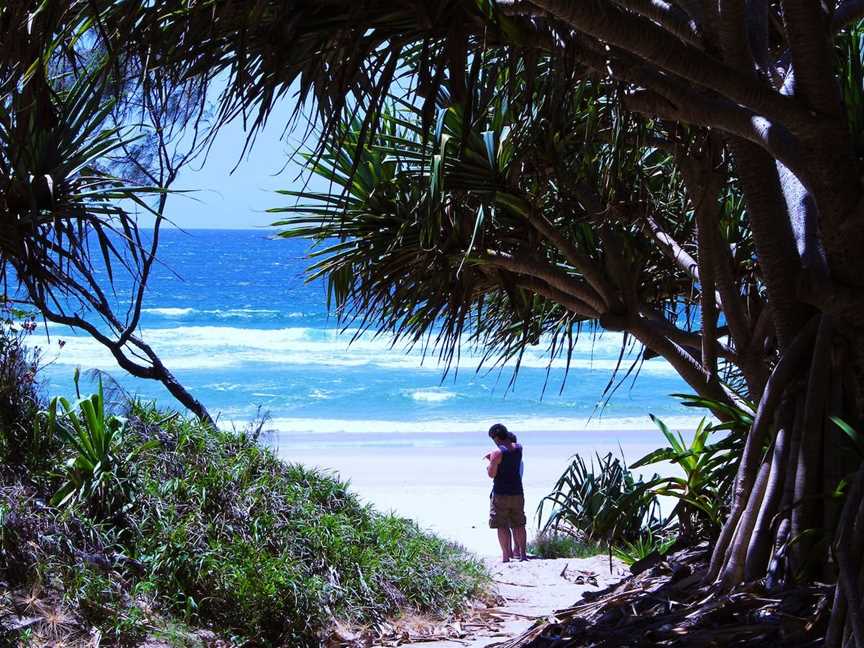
[530,0,813,129]
[480,251,608,314]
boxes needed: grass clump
[1,381,488,646]
[529,531,603,559]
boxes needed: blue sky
[163,100,318,230]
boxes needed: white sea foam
[212,308,281,319]
[143,306,282,319]
[32,325,680,375]
[142,307,195,317]
[407,388,456,403]
[228,414,709,435]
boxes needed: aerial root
[496,544,830,648]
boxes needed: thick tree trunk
[706,311,864,640]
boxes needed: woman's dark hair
[488,423,517,443]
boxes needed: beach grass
[0,396,489,647]
[529,531,604,559]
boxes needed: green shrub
[49,377,155,521]
[529,531,603,559]
[0,303,54,472]
[1,388,488,647]
[632,394,751,541]
[537,451,662,546]
[538,394,752,566]
[118,402,487,645]
[612,529,676,566]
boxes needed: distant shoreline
[232,415,708,439]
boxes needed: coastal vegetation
[534,397,746,563]
[4,0,864,645]
[0,322,487,646]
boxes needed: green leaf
[831,416,864,457]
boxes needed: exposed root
[495,545,830,648]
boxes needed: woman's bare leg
[513,526,528,560]
[496,528,514,562]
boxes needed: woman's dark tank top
[492,444,524,496]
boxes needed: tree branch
[611,0,703,48]
[513,277,602,319]
[781,0,842,118]
[521,208,618,311]
[480,251,607,314]
[691,162,720,378]
[629,315,735,406]
[642,214,700,281]
[623,88,810,188]
[637,311,738,361]
[727,138,808,349]
[531,0,813,129]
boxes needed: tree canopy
[5,2,864,642]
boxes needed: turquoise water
[33,229,697,441]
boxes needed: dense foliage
[0,302,49,470]
[536,396,752,564]
[0,360,487,646]
[537,451,662,548]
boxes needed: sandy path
[397,556,628,648]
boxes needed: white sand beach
[391,555,629,648]
[269,427,671,556]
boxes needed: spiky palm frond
[1,59,159,301]
[271,61,718,389]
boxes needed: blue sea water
[33,229,697,440]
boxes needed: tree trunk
[707,312,864,639]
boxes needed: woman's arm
[486,449,502,478]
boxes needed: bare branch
[629,315,735,406]
[679,155,721,378]
[514,277,602,318]
[623,89,810,187]
[642,214,700,281]
[638,311,738,361]
[480,251,606,314]
[781,0,842,117]
[520,209,617,310]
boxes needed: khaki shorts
[489,494,526,529]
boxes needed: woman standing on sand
[484,423,527,562]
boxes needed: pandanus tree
[8,0,864,640]
[141,0,864,640]
[0,2,213,422]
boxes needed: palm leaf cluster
[1,60,156,314]
[537,450,662,546]
[1,3,152,307]
[273,67,755,400]
[1,2,214,419]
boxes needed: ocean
[32,229,700,448]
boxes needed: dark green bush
[48,378,155,523]
[0,392,487,646]
[536,395,751,566]
[529,531,603,559]
[0,303,55,472]
[120,403,487,645]
[536,451,662,546]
